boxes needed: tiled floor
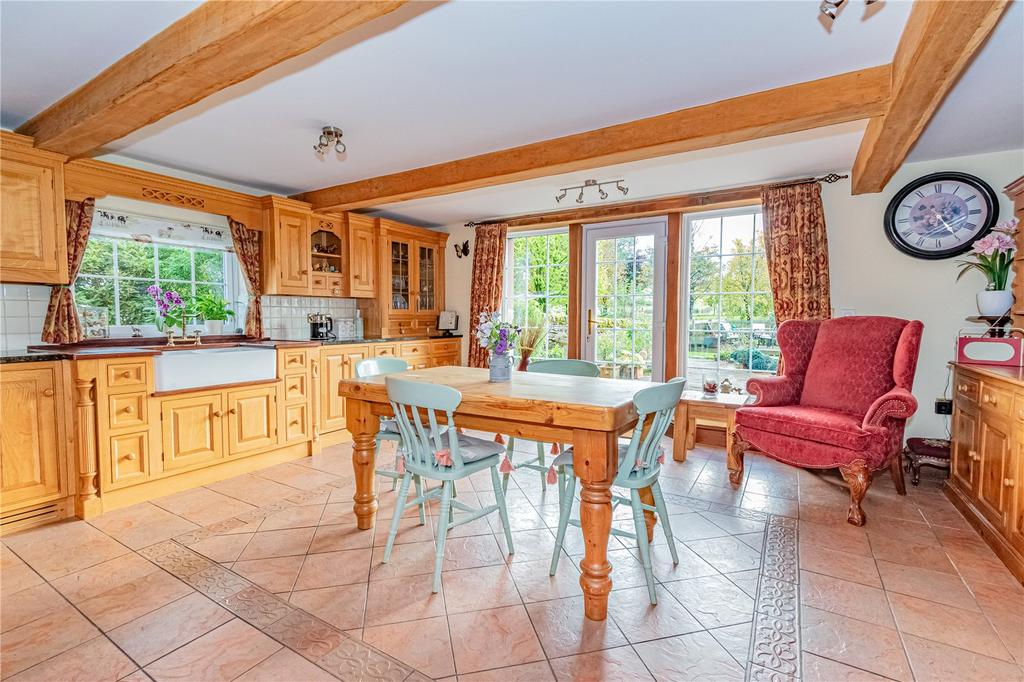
[2,434,1023,681]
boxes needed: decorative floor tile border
[746,514,800,681]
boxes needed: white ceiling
[0,0,1020,227]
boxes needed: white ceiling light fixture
[314,126,347,157]
[556,178,628,205]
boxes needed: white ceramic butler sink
[154,347,277,391]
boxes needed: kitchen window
[502,230,570,360]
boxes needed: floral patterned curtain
[760,182,832,323]
[41,198,95,344]
[467,224,508,368]
[229,218,263,337]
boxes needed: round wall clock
[883,172,998,260]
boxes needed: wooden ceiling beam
[17,0,408,158]
[298,65,891,211]
[851,0,1010,195]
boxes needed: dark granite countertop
[0,349,72,364]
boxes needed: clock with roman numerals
[883,172,998,260]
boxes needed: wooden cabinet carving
[947,363,1024,584]
[0,132,68,284]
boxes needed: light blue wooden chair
[502,359,600,494]
[383,376,515,592]
[549,377,686,604]
[355,357,410,495]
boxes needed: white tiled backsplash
[261,295,361,341]
[0,284,52,351]
[0,285,361,350]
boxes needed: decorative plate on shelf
[883,172,998,260]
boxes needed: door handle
[587,309,598,335]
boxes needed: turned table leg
[573,428,617,621]
[347,398,379,530]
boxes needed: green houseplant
[195,291,235,336]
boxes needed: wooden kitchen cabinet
[261,196,313,295]
[160,393,225,471]
[319,344,369,434]
[226,385,278,455]
[0,132,68,284]
[346,213,377,298]
[947,363,1024,584]
[0,362,73,523]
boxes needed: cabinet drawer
[387,320,419,337]
[431,340,460,356]
[108,392,147,429]
[284,404,310,442]
[109,431,149,488]
[281,350,308,371]
[955,374,980,405]
[107,362,147,389]
[980,382,1013,420]
[431,353,460,368]
[399,341,428,358]
[372,344,399,358]
[311,274,328,292]
[327,275,343,297]
[284,373,308,402]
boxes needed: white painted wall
[439,224,476,365]
[441,148,1024,437]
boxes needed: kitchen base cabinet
[160,393,226,472]
[0,361,75,534]
[227,386,278,455]
[946,363,1024,585]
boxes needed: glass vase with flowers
[956,218,1019,317]
[475,312,521,382]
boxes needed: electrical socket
[934,398,953,415]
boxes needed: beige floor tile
[369,541,436,581]
[801,652,893,681]
[709,622,753,666]
[448,604,545,674]
[442,564,521,614]
[262,610,344,660]
[655,513,730,542]
[0,606,100,678]
[495,528,562,564]
[232,555,305,594]
[236,527,315,561]
[700,510,766,535]
[606,585,702,644]
[526,596,629,659]
[867,534,956,574]
[319,502,357,526]
[6,635,136,682]
[635,630,745,681]
[441,534,505,571]
[206,474,302,507]
[741,491,799,517]
[724,568,760,598]
[456,661,555,681]
[800,570,895,628]
[293,548,372,591]
[151,487,256,527]
[373,515,437,546]
[875,559,980,612]
[802,605,912,681]
[233,648,337,682]
[946,544,1024,592]
[88,503,199,550]
[108,592,233,666]
[548,646,654,682]
[1,582,69,634]
[798,543,882,587]
[636,540,723,582]
[799,519,873,557]
[49,553,160,603]
[254,462,338,490]
[662,574,755,629]
[888,592,1013,662]
[78,569,193,631]
[508,557,582,603]
[288,583,367,630]
[0,547,43,597]
[187,533,253,563]
[3,521,131,580]
[903,634,1024,681]
[364,573,446,627]
[309,522,376,553]
[144,619,281,681]
[685,535,761,573]
[363,615,456,679]
[257,504,325,531]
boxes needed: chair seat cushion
[736,405,881,451]
[905,437,951,460]
[455,434,505,462]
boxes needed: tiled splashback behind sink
[261,295,361,341]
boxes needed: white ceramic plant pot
[977,290,1014,317]
[206,320,224,336]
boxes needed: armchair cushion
[799,316,910,417]
[736,405,884,452]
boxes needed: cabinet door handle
[969,450,980,461]
[982,394,996,406]
[229,408,237,415]
[124,452,137,461]
[1004,478,1016,488]
[121,371,132,378]
[290,419,300,426]
[122,405,134,414]
[213,410,223,417]
[42,388,55,397]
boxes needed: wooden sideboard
[946,362,1024,583]
[1006,175,1024,331]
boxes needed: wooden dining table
[339,365,658,621]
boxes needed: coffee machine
[309,313,335,340]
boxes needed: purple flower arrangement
[475,311,521,356]
[147,285,190,331]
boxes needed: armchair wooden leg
[889,452,907,496]
[839,460,872,527]
[727,433,749,486]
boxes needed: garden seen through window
[503,231,570,360]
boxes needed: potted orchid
[956,217,1019,317]
[147,285,193,337]
[475,312,521,382]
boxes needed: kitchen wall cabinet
[346,214,377,298]
[261,196,313,295]
[0,361,74,531]
[0,132,68,284]
[947,363,1024,584]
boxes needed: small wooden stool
[672,390,752,462]
[903,437,951,485]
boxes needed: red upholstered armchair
[730,316,924,526]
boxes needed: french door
[581,218,667,381]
